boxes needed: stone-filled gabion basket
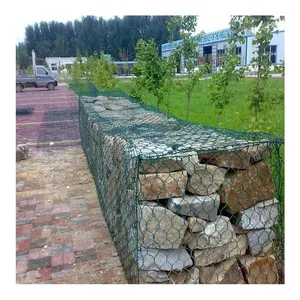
[77,88,284,284]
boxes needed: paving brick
[29,247,52,259]
[16,260,28,273]
[16,233,31,241]
[75,249,97,262]
[16,217,34,226]
[16,240,31,252]
[33,215,52,225]
[51,266,76,279]
[51,255,63,267]
[52,244,73,255]
[16,86,127,284]
[30,237,51,249]
[16,255,29,261]
[28,257,52,271]
[70,215,89,225]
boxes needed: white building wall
[246,31,284,67]
[45,57,87,73]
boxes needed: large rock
[201,142,271,169]
[138,246,193,271]
[169,270,188,284]
[139,171,188,201]
[199,258,245,284]
[139,158,183,174]
[138,204,188,249]
[220,161,275,214]
[235,198,279,230]
[187,164,226,195]
[194,234,248,267]
[16,144,29,161]
[202,149,251,169]
[167,194,220,221]
[187,217,207,233]
[185,267,200,284]
[257,241,274,257]
[248,142,272,163]
[181,152,200,175]
[183,216,236,250]
[247,229,276,255]
[238,255,278,284]
[139,270,169,283]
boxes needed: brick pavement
[16,85,127,284]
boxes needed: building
[161,28,285,74]
[45,56,136,76]
[45,57,88,73]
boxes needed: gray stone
[187,164,226,195]
[139,171,188,201]
[139,270,169,283]
[235,198,279,230]
[16,144,29,161]
[199,258,245,284]
[187,217,207,233]
[248,142,272,163]
[96,95,109,101]
[167,194,220,221]
[180,152,199,175]
[185,267,200,284]
[247,229,276,255]
[138,246,193,271]
[138,204,188,249]
[194,234,248,267]
[257,241,274,257]
[183,216,236,250]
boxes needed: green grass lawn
[117,77,284,138]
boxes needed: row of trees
[69,15,284,129]
[128,15,284,127]
[18,15,180,69]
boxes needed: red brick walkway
[16,85,127,284]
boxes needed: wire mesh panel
[73,81,284,284]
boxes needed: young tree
[208,25,245,125]
[230,15,283,127]
[167,16,208,121]
[132,38,171,109]
[16,43,31,69]
[71,49,86,81]
[89,52,117,91]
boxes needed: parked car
[16,65,58,92]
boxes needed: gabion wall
[77,90,284,284]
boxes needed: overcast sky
[14,0,285,44]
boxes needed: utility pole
[32,50,36,75]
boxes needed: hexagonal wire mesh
[70,81,284,284]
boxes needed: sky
[13,0,286,44]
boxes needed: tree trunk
[186,91,191,121]
[218,111,221,126]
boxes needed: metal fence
[70,81,284,284]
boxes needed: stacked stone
[79,96,281,284]
[138,144,279,284]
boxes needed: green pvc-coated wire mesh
[70,80,284,284]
